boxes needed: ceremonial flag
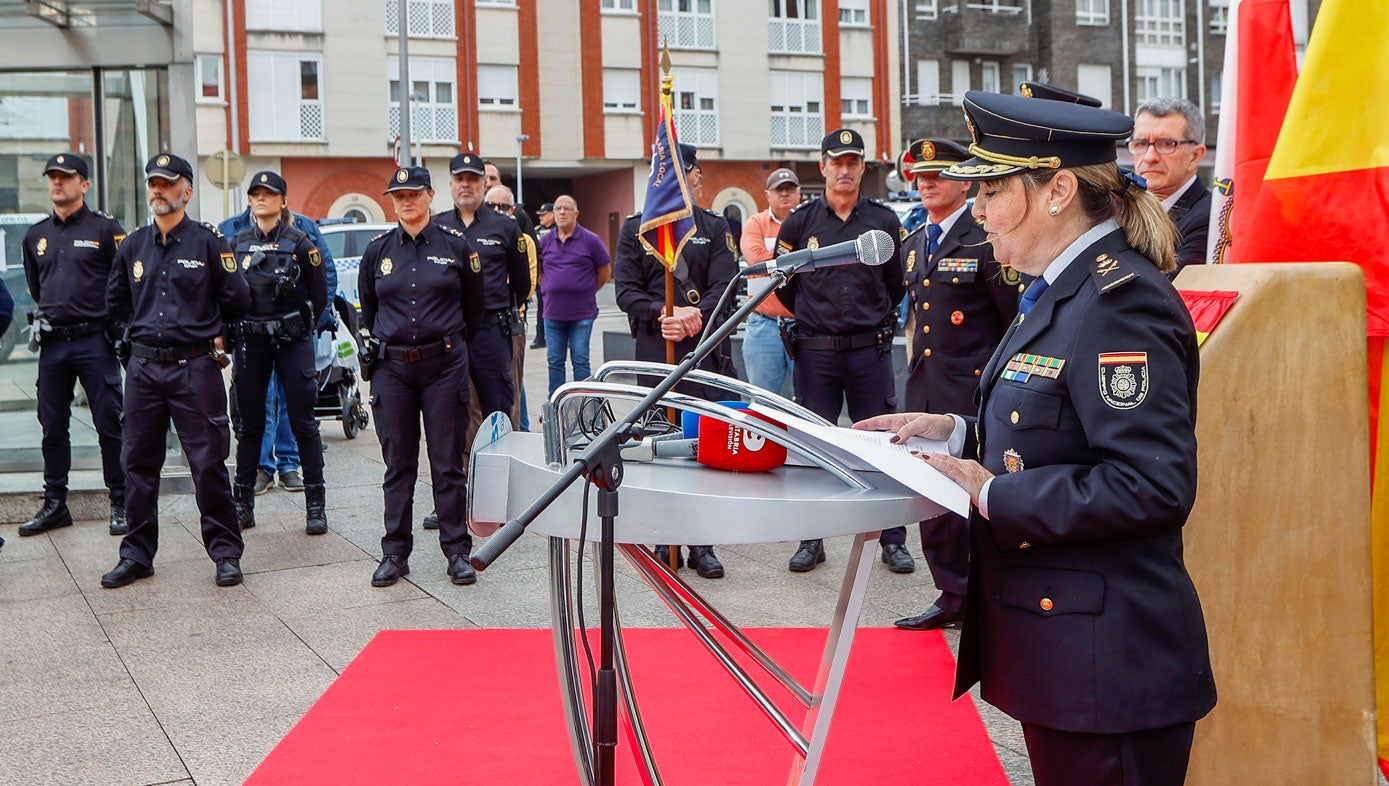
[637,81,695,272]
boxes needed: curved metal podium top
[468,431,944,544]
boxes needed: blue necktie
[926,223,943,260]
[1018,277,1049,316]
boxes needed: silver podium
[468,362,948,785]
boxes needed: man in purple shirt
[536,194,611,395]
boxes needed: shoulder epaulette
[863,199,897,214]
[1090,250,1139,294]
[625,212,642,222]
[903,223,926,242]
[786,200,813,216]
[439,224,466,238]
[201,222,226,239]
[98,211,118,221]
[696,205,718,217]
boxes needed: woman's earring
[1049,204,1059,216]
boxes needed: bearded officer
[102,154,251,589]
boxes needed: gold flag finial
[659,38,673,96]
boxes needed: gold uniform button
[922,325,930,334]
[923,279,931,287]
[1039,597,1054,611]
[923,348,932,357]
[923,302,930,310]
[973,369,982,376]
[951,276,960,284]
[1010,410,1019,424]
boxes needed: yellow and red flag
[637,80,695,272]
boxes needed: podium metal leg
[550,537,595,785]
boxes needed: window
[841,77,872,118]
[603,68,640,112]
[248,51,324,141]
[477,65,519,109]
[950,60,970,105]
[246,0,321,31]
[196,54,224,103]
[671,67,718,146]
[965,0,1023,14]
[980,61,1000,93]
[1011,64,1032,93]
[769,0,820,55]
[1076,0,1109,25]
[658,0,715,50]
[475,0,515,6]
[1209,0,1229,34]
[1076,63,1112,108]
[1210,69,1222,113]
[388,56,458,143]
[915,60,941,105]
[769,71,823,149]
[1135,66,1186,101]
[385,0,456,38]
[601,0,637,10]
[1135,0,1184,46]
[838,0,869,26]
[915,0,938,20]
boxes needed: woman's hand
[853,412,956,443]
[919,453,993,506]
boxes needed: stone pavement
[0,294,1034,786]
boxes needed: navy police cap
[822,128,865,158]
[247,170,287,196]
[384,166,432,193]
[449,153,486,176]
[1019,81,1103,108]
[903,138,970,175]
[941,91,1132,181]
[44,153,89,180]
[145,153,194,182]
[677,143,699,171]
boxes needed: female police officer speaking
[358,167,485,588]
[230,171,329,535]
[857,91,1215,785]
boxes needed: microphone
[620,434,698,462]
[742,229,894,277]
[623,412,788,472]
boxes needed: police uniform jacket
[107,217,250,346]
[1169,178,1212,274]
[358,222,485,345]
[614,207,738,331]
[953,224,1216,735]
[773,196,905,336]
[434,207,531,313]
[232,220,329,322]
[903,206,1020,414]
[23,203,126,324]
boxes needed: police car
[0,213,46,363]
[317,219,396,310]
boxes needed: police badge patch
[241,254,252,270]
[309,248,322,267]
[906,249,916,272]
[381,258,393,275]
[36,238,47,256]
[807,236,819,250]
[133,260,144,281]
[1003,448,1024,473]
[221,252,237,273]
[1098,352,1149,409]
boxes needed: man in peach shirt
[738,168,800,397]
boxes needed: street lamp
[516,134,530,205]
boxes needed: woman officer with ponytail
[858,91,1215,785]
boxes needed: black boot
[233,483,256,530]
[19,498,73,536]
[305,483,328,535]
[109,500,128,536]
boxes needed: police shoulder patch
[725,232,737,254]
[470,252,482,273]
[113,233,126,249]
[999,263,1021,286]
[1090,252,1138,294]
[899,226,908,243]
[221,252,237,273]
[1097,352,1149,409]
[309,248,322,267]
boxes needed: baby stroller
[314,295,371,439]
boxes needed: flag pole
[659,44,677,367]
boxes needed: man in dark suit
[1132,98,1211,274]
[894,138,1022,631]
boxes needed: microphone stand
[471,267,791,786]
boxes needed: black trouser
[36,331,125,504]
[919,512,969,612]
[1022,721,1196,786]
[468,320,516,424]
[232,333,324,487]
[119,354,241,567]
[793,345,906,546]
[369,347,472,559]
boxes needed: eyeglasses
[485,201,514,211]
[1127,138,1199,155]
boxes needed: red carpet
[249,628,1007,785]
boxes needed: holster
[779,318,797,361]
[359,336,381,381]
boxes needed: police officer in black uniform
[893,139,1022,631]
[101,154,251,589]
[775,129,911,573]
[613,143,739,579]
[358,166,485,588]
[20,153,129,538]
[229,171,329,535]
[434,152,530,433]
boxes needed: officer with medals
[774,128,911,574]
[893,139,1022,631]
[102,154,251,589]
[228,171,329,535]
[434,153,530,434]
[857,92,1215,785]
[358,167,486,588]
[19,153,129,538]
[614,142,739,579]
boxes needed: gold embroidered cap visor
[905,138,970,175]
[941,91,1133,182]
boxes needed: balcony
[940,2,1030,56]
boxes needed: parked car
[316,219,395,310]
[0,213,45,363]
